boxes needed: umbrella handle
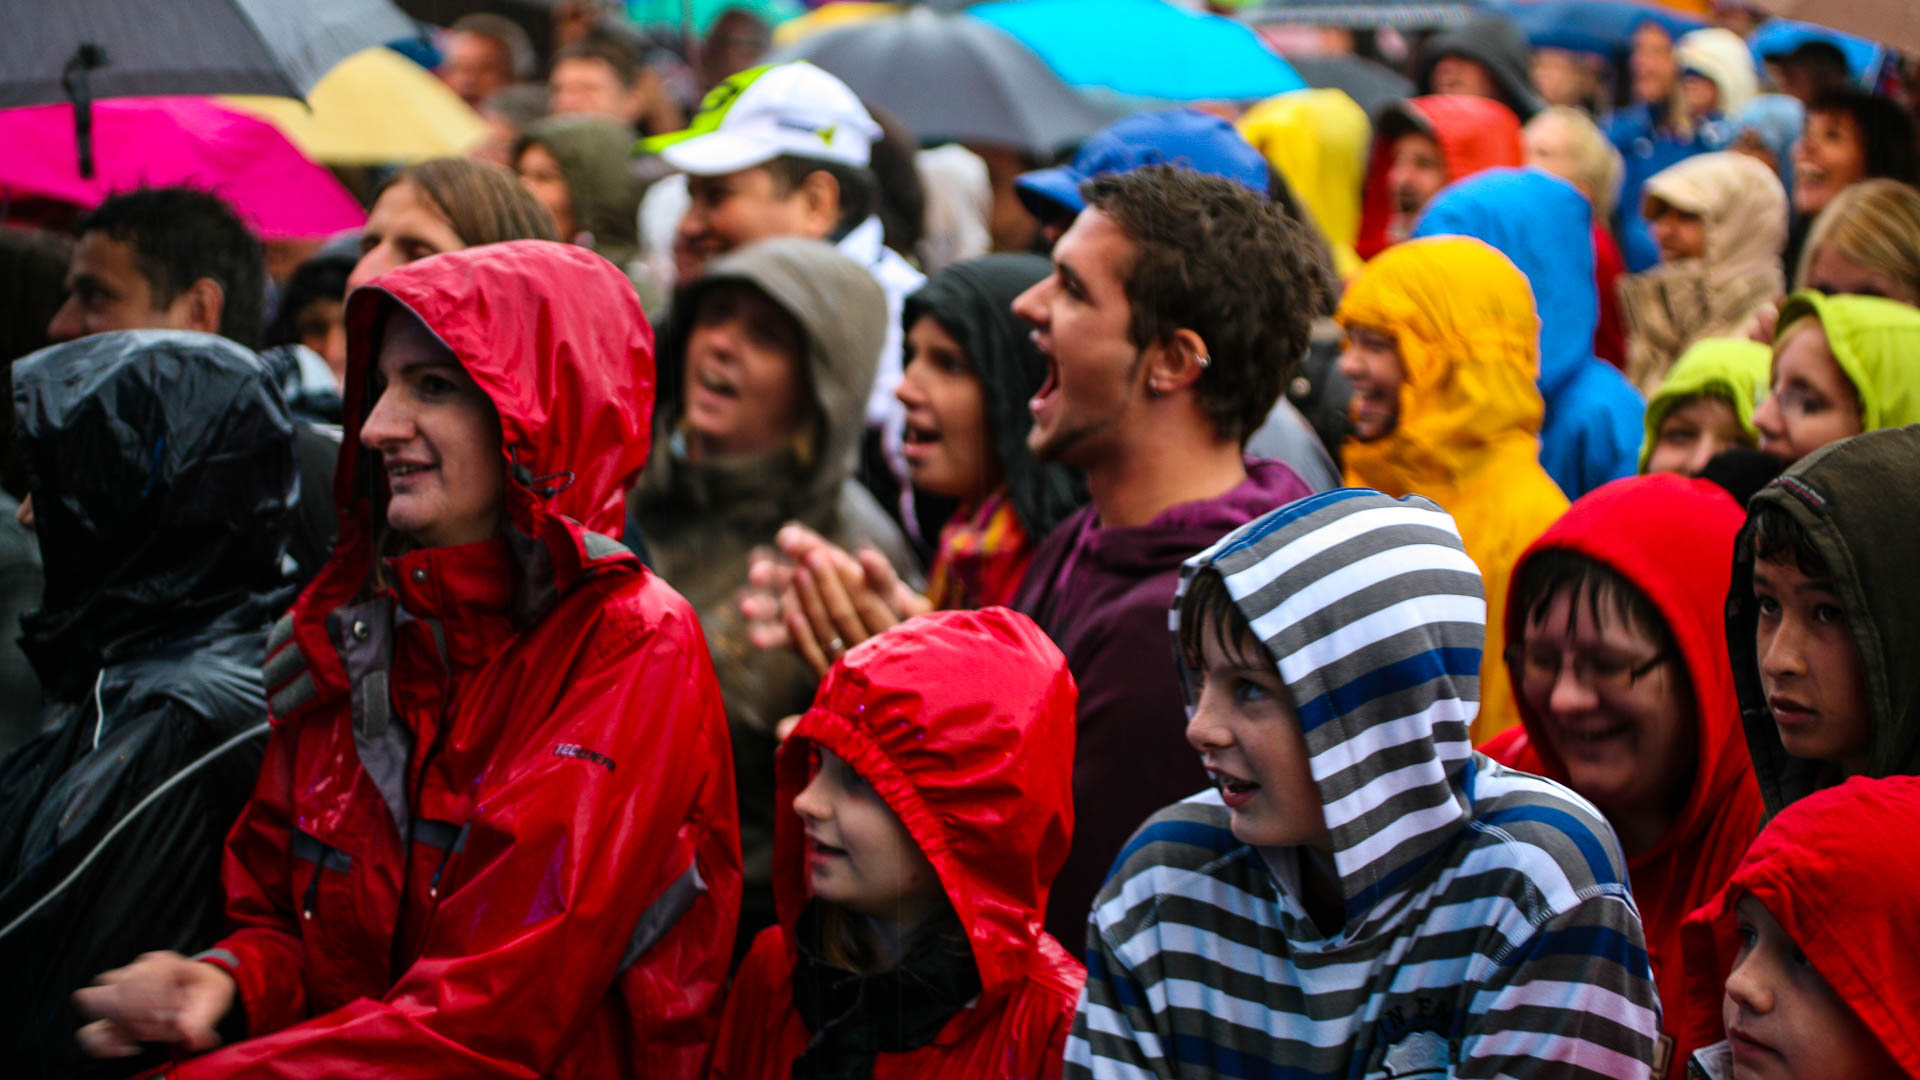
[63,43,107,180]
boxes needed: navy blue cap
[1014,108,1271,222]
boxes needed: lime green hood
[1638,337,1771,471]
[1775,291,1920,434]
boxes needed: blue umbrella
[969,0,1305,102]
[1486,0,1702,57]
[1748,19,1884,87]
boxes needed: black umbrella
[770,7,1109,156]
[1284,54,1415,116]
[0,0,420,176]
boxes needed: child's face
[792,746,942,926]
[1753,555,1872,773]
[1185,629,1328,850]
[1753,324,1863,464]
[1645,394,1752,476]
[1723,893,1900,1079]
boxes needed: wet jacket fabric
[1070,490,1660,1079]
[0,330,295,1078]
[1012,458,1311,947]
[517,115,646,275]
[0,492,43,758]
[1482,474,1762,1075]
[1414,15,1545,121]
[190,241,740,1078]
[1638,338,1771,471]
[711,607,1085,1080]
[1337,237,1570,743]
[1726,425,1920,816]
[1238,88,1371,281]
[1681,775,1920,1075]
[1413,167,1647,498]
[1619,152,1787,390]
[1355,95,1523,259]
[1773,291,1920,433]
[632,237,917,950]
[1607,103,1734,273]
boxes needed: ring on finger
[827,637,845,655]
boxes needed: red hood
[773,607,1077,992]
[274,241,656,724]
[1496,474,1763,1066]
[1688,776,1920,1076]
[1356,95,1522,259]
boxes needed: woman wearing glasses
[1482,472,1762,1077]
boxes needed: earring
[1195,354,1211,369]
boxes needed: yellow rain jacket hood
[1337,236,1570,742]
[1238,88,1370,281]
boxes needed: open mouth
[1029,344,1059,414]
[809,837,848,858]
[388,462,434,478]
[903,422,941,446]
[693,369,738,398]
[1208,768,1260,797]
[1560,721,1631,747]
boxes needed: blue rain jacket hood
[1414,167,1645,498]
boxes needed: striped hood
[1173,488,1486,926]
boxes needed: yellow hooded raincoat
[1238,88,1370,282]
[1338,236,1570,743]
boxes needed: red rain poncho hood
[1685,775,1920,1077]
[200,241,739,1078]
[1484,473,1762,1072]
[1355,94,1523,259]
[711,607,1086,1078]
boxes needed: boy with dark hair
[47,186,265,348]
[1072,488,1660,1077]
[1010,164,1319,944]
[1726,424,1920,814]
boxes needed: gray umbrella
[770,7,1108,156]
[0,0,419,175]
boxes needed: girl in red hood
[1683,775,1920,1079]
[710,607,1084,1079]
[1486,473,1764,1076]
[73,241,741,1078]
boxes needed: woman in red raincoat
[75,240,741,1078]
[710,606,1084,1079]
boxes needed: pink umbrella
[0,97,365,239]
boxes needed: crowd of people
[3,2,1920,1077]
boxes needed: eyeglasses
[1504,644,1674,696]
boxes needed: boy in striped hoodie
[1068,488,1662,1079]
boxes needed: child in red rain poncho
[1683,775,1920,1079]
[710,607,1085,1079]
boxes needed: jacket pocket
[290,828,354,922]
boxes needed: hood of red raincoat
[1356,94,1523,260]
[1504,474,1753,864]
[773,607,1077,993]
[1688,775,1920,1076]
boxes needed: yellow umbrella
[224,47,489,165]
[772,3,902,48]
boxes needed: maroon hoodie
[1013,457,1311,946]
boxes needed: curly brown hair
[1082,164,1328,445]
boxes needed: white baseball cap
[640,61,880,175]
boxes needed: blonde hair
[1793,179,1920,300]
[1525,106,1625,222]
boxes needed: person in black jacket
[0,329,295,1078]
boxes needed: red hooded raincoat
[1354,94,1523,260]
[1482,474,1763,1076]
[710,607,1085,1079]
[183,241,741,1077]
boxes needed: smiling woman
[1484,472,1762,1072]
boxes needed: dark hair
[1177,567,1268,676]
[1809,89,1920,186]
[764,155,876,238]
[265,251,352,350]
[1081,164,1321,445]
[75,187,265,347]
[862,100,926,258]
[554,36,639,88]
[380,158,558,248]
[1511,549,1676,655]
[0,226,72,498]
[449,12,536,81]
[1749,499,1832,578]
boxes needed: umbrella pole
[62,44,107,180]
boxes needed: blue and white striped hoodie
[1067,489,1661,1079]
